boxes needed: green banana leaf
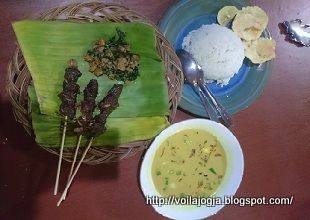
[13,20,169,118]
[29,85,169,147]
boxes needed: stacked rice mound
[182,24,245,85]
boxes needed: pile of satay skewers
[54,59,123,206]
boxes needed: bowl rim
[139,119,244,220]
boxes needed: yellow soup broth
[152,129,226,197]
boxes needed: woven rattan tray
[7,2,183,164]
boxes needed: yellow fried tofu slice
[232,6,269,41]
[243,38,276,64]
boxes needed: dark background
[1,0,309,219]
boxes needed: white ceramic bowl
[140,119,244,220]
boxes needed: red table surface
[1,0,310,219]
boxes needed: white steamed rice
[182,24,245,85]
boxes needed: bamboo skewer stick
[57,137,94,206]
[55,59,81,196]
[63,135,82,200]
[54,116,68,195]
[57,79,98,204]
[67,135,82,181]
[57,84,123,205]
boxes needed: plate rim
[158,0,273,117]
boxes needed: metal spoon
[176,49,232,128]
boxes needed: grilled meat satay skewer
[65,79,98,198]
[75,79,99,135]
[57,84,123,205]
[54,59,82,196]
[88,84,124,137]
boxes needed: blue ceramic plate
[159,0,273,117]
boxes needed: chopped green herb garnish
[197,180,203,188]
[209,168,217,175]
[176,171,182,175]
[160,147,166,157]
[189,149,196,158]
[156,170,161,176]
[165,179,169,185]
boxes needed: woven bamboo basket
[7,2,183,164]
